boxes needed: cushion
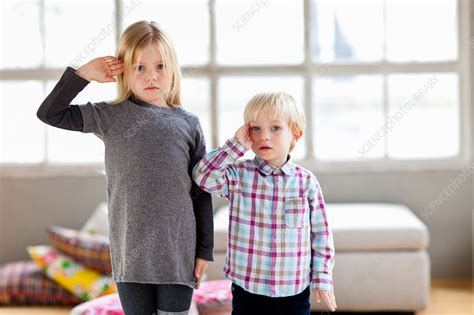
[70,293,122,315]
[48,225,112,274]
[81,202,109,237]
[0,261,81,305]
[327,203,429,251]
[27,245,116,301]
[193,279,232,314]
[71,293,200,315]
[214,203,429,252]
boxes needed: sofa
[206,203,430,313]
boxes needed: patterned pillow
[193,279,232,315]
[70,293,122,315]
[48,225,112,274]
[81,202,109,237]
[0,261,81,305]
[70,293,199,315]
[27,246,116,301]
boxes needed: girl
[37,21,214,315]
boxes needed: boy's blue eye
[135,65,144,71]
[271,126,281,132]
[250,126,260,132]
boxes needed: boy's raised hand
[76,56,124,83]
[235,124,253,149]
[313,289,337,312]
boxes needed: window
[310,0,460,161]
[215,1,304,64]
[0,0,468,171]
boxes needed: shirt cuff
[311,272,334,292]
[67,67,91,85]
[196,249,214,262]
[222,137,248,159]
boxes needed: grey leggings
[116,282,193,315]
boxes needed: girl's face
[129,44,170,106]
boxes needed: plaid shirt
[193,137,334,297]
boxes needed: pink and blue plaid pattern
[193,137,334,297]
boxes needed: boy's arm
[192,137,247,199]
[309,180,335,292]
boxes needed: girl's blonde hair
[244,92,306,151]
[113,21,181,107]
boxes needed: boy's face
[129,44,170,106]
[248,109,300,167]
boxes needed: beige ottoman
[207,203,430,313]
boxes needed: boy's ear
[293,130,303,141]
[291,130,303,148]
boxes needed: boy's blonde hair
[113,21,181,107]
[244,92,306,151]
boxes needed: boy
[193,92,336,314]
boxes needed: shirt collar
[254,155,296,176]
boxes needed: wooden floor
[0,279,471,315]
[416,279,472,315]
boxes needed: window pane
[216,0,304,65]
[0,0,42,69]
[387,73,459,159]
[386,0,457,62]
[122,0,209,66]
[181,78,211,147]
[218,77,305,160]
[46,80,116,163]
[1,81,44,163]
[311,0,384,63]
[44,0,115,68]
[314,75,384,160]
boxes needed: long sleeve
[309,181,335,292]
[36,67,88,131]
[189,121,215,261]
[191,192,214,261]
[192,137,247,199]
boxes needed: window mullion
[40,0,48,164]
[457,0,471,161]
[304,0,314,159]
[382,0,389,159]
[209,0,218,149]
[115,0,122,42]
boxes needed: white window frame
[0,0,471,178]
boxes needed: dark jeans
[116,282,193,315]
[231,283,311,315]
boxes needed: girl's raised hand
[76,56,124,83]
[235,124,253,149]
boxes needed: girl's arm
[36,67,88,131]
[36,57,123,132]
[189,121,214,262]
[192,124,250,199]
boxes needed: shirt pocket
[284,197,309,228]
